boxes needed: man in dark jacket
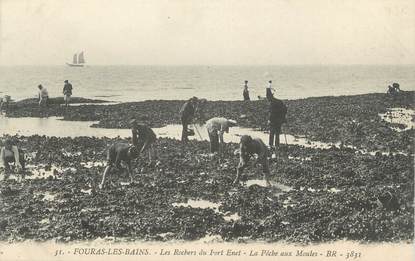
[243,80,250,101]
[179,97,198,142]
[63,80,73,107]
[268,95,287,149]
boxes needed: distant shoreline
[3,91,414,154]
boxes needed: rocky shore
[0,92,413,243]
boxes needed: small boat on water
[66,52,85,67]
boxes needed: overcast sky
[0,0,414,65]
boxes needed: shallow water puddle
[379,107,415,132]
[172,199,221,209]
[81,188,92,195]
[0,116,334,149]
[245,179,293,192]
[0,164,74,180]
[300,186,342,193]
[25,164,76,180]
[34,191,57,201]
[172,199,241,222]
[1,116,408,155]
[158,124,336,150]
[0,116,131,138]
[223,213,241,222]
[81,161,106,168]
[39,218,50,225]
[60,102,119,107]
[81,207,97,213]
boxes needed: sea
[0,65,414,102]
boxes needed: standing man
[268,95,287,149]
[243,80,250,101]
[266,80,275,100]
[63,80,73,107]
[180,97,198,142]
[233,135,271,187]
[205,117,237,153]
[38,84,49,108]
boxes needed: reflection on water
[0,116,131,138]
[0,116,336,150]
[2,116,408,155]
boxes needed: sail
[72,54,78,64]
[78,52,85,64]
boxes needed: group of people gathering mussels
[0,80,403,189]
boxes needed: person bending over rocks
[99,142,139,189]
[233,135,271,187]
[1,138,25,179]
[130,120,157,164]
[205,117,237,153]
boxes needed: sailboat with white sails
[66,52,86,67]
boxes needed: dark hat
[38,84,43,88]
[392,83,400,88]
[64,80,68,83]
[244,80,248,83]
[269,80,272,83]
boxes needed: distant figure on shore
[130,119,157,164]
[243,80,250,101]
[0,95,11,114]
[387,83,401,95]
[63,80,73,107]
[233,135,271,187]
[205,117,237,153]
[180,97,199,142]
[393,83,401,93]
[266,80,275,100]
[38,84,49,108]
[268,94,287,149]
[1,138,25,179]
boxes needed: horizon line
[0,63,414,67]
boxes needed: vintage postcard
[0,0,413,260]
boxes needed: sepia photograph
[0,0,414,260]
